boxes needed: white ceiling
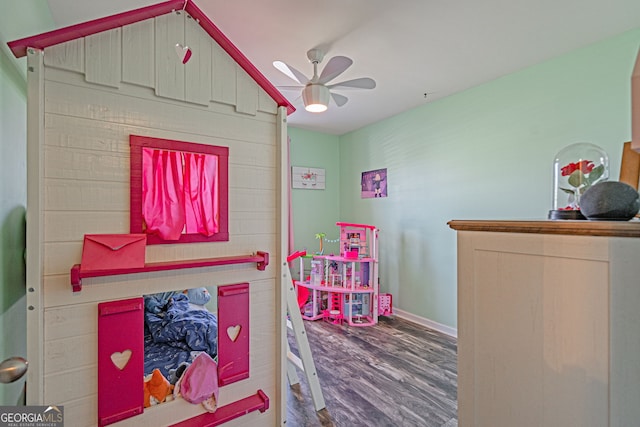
[44,0,640,135]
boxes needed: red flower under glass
[560,160,595,176]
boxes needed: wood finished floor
[286,316,458,427]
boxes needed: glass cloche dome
[549,142,609,220]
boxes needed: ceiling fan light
[305,103,328,113]
[302,84,330,113]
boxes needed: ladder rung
[287,350,304,371]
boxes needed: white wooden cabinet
[449,220,640,427]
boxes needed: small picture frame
[292,166,326,189]
[361,168,387,198]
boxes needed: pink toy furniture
[379,293,393,316]
[323,293,344,325]
[296,222,385,327]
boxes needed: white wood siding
[28,9,282,427]
[155,11,186,101]
[185,14,212,106]
[41,11,275,115]
[122,19,155,88]
[44,38,84,73]
[212,42,237,106]
[85,28,121,88]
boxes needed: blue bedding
[143,293,218,377]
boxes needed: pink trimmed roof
[7,0,295,115]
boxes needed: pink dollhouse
[9,1,292,425]
[295,222,381,327]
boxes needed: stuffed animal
[168,361,190,385]
[179,352,219,408]
[184,287,211,306]
[143,369,174,407]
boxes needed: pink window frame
[130,135,229,244]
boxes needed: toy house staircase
[285,251,325,412]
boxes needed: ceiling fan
[273,48,376,113]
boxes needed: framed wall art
[292,166,326,190]
[361,168,387,198]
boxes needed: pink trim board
[217,283,250,386]
[7,0,295,115]
[70,252,269,292]
[336,222,377,230]
[98,298,145,426]
[168,390,269,427]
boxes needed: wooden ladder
[285,251,325,411]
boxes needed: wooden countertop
[448,219,640,237]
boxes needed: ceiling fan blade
[331,92,349,107]
[273,61,309,85]
[318,56,353,84]
[276,85,305,91]
[328,77,376,90]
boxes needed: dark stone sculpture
[580,181,640,221]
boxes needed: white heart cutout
[227,325,241,342]
[110,349,132,370]
[175,43,192,64]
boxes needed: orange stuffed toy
[143,369,174,407]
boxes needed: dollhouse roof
[7,0,295,115]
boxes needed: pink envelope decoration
[81,234,146,272]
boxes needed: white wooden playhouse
[9,0,293,425]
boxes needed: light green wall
[0,0,54,405]
[293,27,640,330]
[288,128,342,258]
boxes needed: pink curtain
[184,152,219,236]
[142,147,185,240]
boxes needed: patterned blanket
[143,293,218,377]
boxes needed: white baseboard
[392,308,458,339]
